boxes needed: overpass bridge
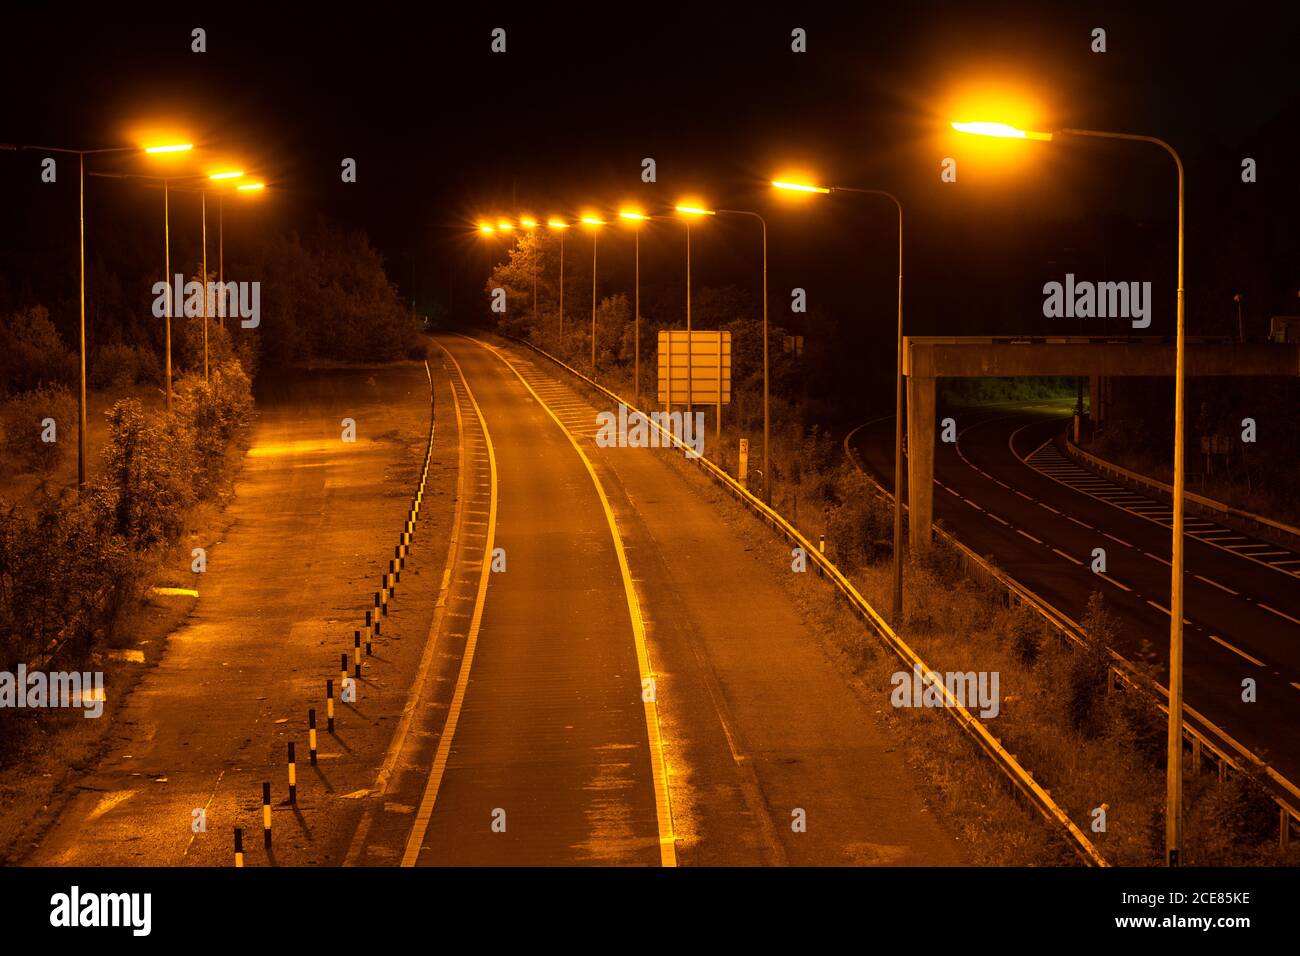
[903,336,1300,548]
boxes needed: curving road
[848,401,1300,785]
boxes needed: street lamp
[674,205,716,412]
[953,117,1188,867]
[618,210,648,402]
[581,216,605,372]
[547,219,569,342]
[519,217,540,325]
[773,178,904,622]
[212,176,266,327]
[2,139,191,484]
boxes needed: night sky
[3,5,1298,411]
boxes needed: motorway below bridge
[848,402,1300,786]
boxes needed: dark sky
[3,5,1298,407]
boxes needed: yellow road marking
[469,336,678,868]
[400,344,499,868]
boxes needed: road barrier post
[308,709,318,765]
[262,782,272,848]
[339,654,348,692]
[287,742,297,804]
[353,632,362,678]
[233,827,244,867]
[325,680,335,732]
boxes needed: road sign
[657,330,731,405]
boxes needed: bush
[824,464,893,572]
[0,384,77,475]
[98,398,194,550]
[1065,592,1116,737]
[0,306,75,395]
[89,343,162,390]
[0,495,138,674]
[173,361,254,497]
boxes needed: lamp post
[520,218,540,325]
[618,211,649,403]
[581,216,605,372]
[952,118,1187,866]
[675,205,716,417]
[547,220,569,343]
[774,180,904,619]
[4,139,191,484]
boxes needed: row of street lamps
[479,112,1191,866]
[1,136,267,487]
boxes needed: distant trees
[239,224,423,367]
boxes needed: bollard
[234,827,244,867]
[339,654,348,692]
[325,680,335,732]
[353,632,362,677]
[262,782,272,848]
[308,709,318,765]
[287,742,297,804]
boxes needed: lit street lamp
[547,219,569,342]
[3,139,190,483]
[774,179,904,619]
[674,205,716,412]
[618,210,648,402]
[581,216,605,372]
[953,117,1188,866]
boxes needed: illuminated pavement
[849,402,1300,784]
[28,364,444,866]
[387,335,962,866]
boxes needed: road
[848,401,1300,785]
[363,334,963,866]
[29,363,449,866]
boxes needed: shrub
[98,398,194,550]
[0,306,75,395]
[1065,592,1116,737]
[89,343,163,390]
[0,384,77,475]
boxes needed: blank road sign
[657,330,731,405]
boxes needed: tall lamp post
[674,205,716,415]
[520,217,540,325]
[618,210,649,402]
[773,180,904,620]
[3,138,191,484]
[547,219,569,342]
[581,216,605,372]
[952,118,1187,866]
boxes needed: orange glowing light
[772,179,830,194]
[236,182,265,191]
[209,170,244,180]
[674,204,715,217]
[546,219,570,229]
[580,216,606,226]
[144,143,193,153]
[520,217,539,228]
[951,121,1052,141]
[497,220,514,231]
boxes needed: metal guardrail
[844,419,1300,849]
[1064,434,1300,547]
[504,334,1109,867]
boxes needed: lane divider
[505,338,1094,866]
[466,334,678,868]
[400,343,500,868]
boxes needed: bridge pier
[906,374,935,552]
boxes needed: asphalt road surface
[381,335,962,866]
[847,401,1300,786]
